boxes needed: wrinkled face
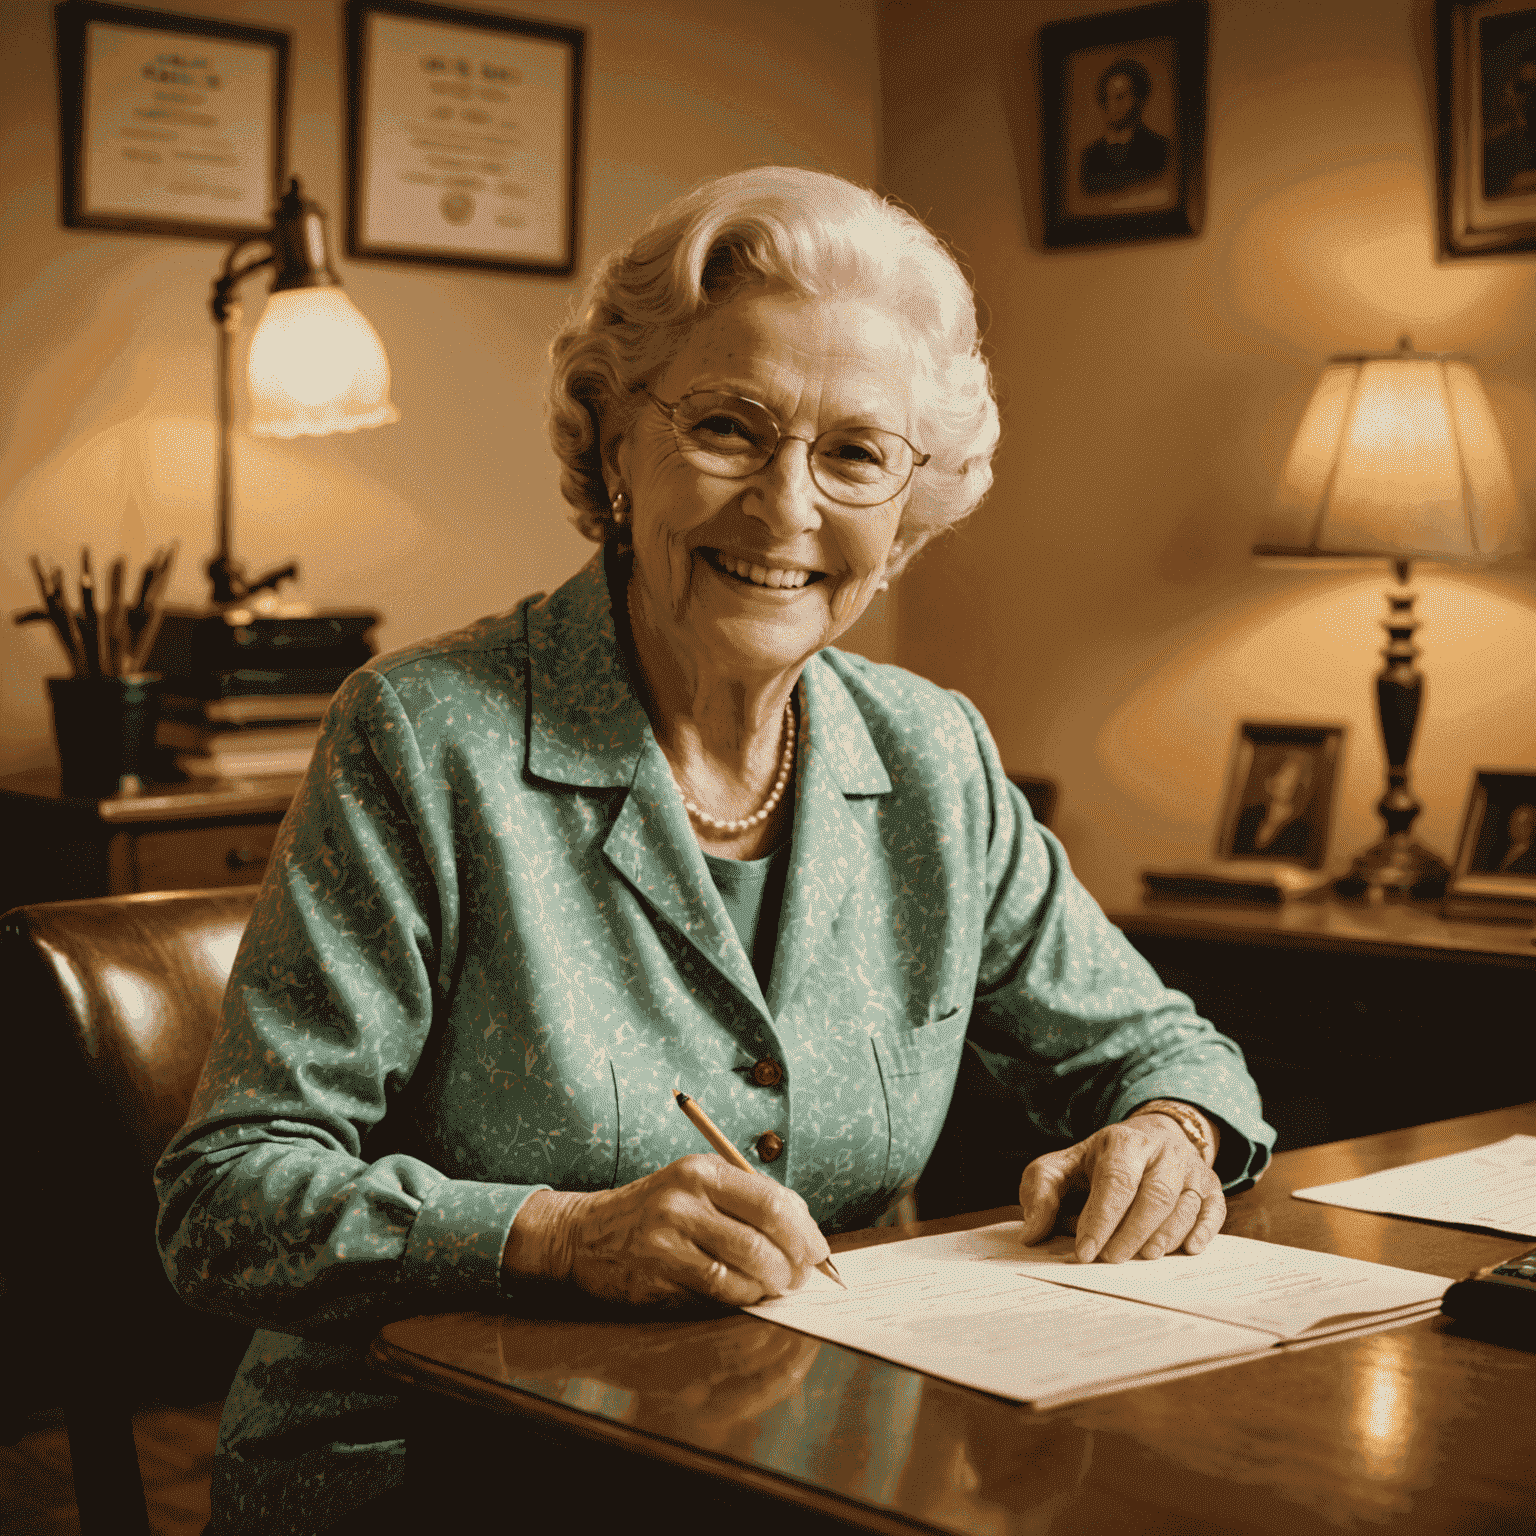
[608,286,918,682]
[1103,73,1141,132]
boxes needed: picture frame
[1037,0,1208,250]
[1444,769,1536,919]
[1436,0,1536,256]
[344,0,584,276]
[54,0,289,241]
[1213,721,1346,871]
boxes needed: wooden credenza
[1108,893,1536,1150]
[0,768,297,911]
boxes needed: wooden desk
[369,1103,1536,1535]
[1108,895,1536,1150]
[0,768,296,911]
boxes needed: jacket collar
[524,548,894,1015]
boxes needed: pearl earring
[610,490,629,526]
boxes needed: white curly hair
[545,166,999,577]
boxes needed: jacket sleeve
[154,668,544,1342]
[953,694,1275,1192]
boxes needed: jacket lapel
[768,655,893,1015]
[524,552,765,1013]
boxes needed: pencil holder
[47,673,162,797]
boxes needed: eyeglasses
[640,386,929,508]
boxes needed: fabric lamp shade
[246,288,400,440]
[1256,346,1520,563]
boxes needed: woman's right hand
[501,1154,832,1307]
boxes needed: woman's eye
[694,414,755,441]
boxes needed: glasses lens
[810,429,915,506]
[672,393,778,473]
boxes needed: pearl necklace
[683,699,798,835]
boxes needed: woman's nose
[748,436,825,531]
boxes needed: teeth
[718,554,810,589]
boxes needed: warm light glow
[1350,1333,1414,1483]
[1261,351,1519,561]
[246,288,400,439]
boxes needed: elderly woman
[157,166,1273,1534]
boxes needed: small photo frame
[54,0,290,241]
[1449,769,1536,892]
[345,0,584,276]
[1214,721,1346,870]
[1038,0,1208,249]
[1436,0,1536,256]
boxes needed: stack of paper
[746,1223,1448,1410]
[1293,1134,1536,1239]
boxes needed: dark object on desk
[143,605,378,682]
[1440,1246,1536,1349]
[0,888,259,1534]
[46,672,162,797]
[1007,773,1058,830]
[1112,895,1536,1150]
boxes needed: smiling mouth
[701,549,825,590]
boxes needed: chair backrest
[1,887,260,1437]
[4,887,259,1168]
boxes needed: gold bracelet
[1129,1099,1215,1166]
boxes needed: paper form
[745,1224,1447,1410]
[1292,1134,1536,1239]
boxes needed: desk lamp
[207,175,397,605]
[1254,338,1521,900]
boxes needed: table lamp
[1254,337,1522,900]
[207,175,398,606]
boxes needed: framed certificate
[55,0,289,240]
[345,0,584,275]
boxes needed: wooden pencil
[673,1089,847,1290]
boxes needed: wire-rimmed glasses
[640,386,929,508]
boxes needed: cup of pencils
[17,546,177,797]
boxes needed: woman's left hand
[1015,1115,1224,1263]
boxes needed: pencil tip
[673,1090,689,1105]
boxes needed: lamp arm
[209,240,280,605]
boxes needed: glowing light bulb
[246,288,400,439]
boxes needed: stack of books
[145,605,379,783]
[156,691,331,780]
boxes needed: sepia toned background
[4,0,1535,911]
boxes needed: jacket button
[750,1059,783,1088]
[755,1131,784,1163]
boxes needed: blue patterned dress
[156,549,1274,1533]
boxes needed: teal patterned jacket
[156,549,1273,1534]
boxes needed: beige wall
[0,0,886,774]
[881,0,1536,905]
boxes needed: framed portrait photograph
[1038,0,1208,249]
[54,0,289,240]
[1444,769,1536,919]
[345,0,584,275]
[1213,721,1346,870]
[1437,0,1536,255]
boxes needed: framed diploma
[345,0,584,275]
[55,1,289,240]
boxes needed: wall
[880,0,1536,905]
[0,0,886,774]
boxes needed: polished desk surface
[370,1104,1536,1535]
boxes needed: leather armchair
[0,886,259,1535]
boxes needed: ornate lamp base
[1334,832,1450,901]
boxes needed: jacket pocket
[871,1006,970,1193]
